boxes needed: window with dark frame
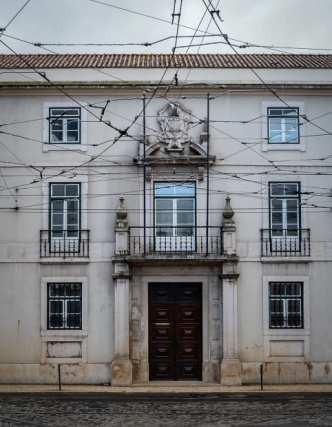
[269,182,300,237]
[49,107,81,144]
[269,282,303,329]
[154,182,196,238]
[267,107,299,144]
[49,183,81,239]
[47,283,82,329]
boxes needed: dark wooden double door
[149,283,202,381]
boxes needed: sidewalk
[1,383,332,393]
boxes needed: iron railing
[260,228,310,257]
[40,230,90,258]
[127,226,223,257]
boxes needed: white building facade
[0,53,331,385]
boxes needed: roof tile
[0,53,332,69]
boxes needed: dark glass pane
[67,119,78,130]
[177,199,194,210]
[67,131,79,142]
[49,314,63,328]
[284,184,299,195]
[51,184,65,197]
[270,184,284,196]
[49,284,65,297]
[67,300,81,313]
[65,185,79,197]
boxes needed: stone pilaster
[220,196,241,385]
[111,197,132,386]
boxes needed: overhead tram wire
[0,0,32,32]
[0,2,187,187]
[201,0,332,139]
[3,30,332,54]
[0,14,330,190]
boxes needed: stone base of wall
[242,362,332,384]
[2,362,332,385]
[0,363,111,384]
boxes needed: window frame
[48,107,81,144]
[267,107,300,145]
[47,282,82,330]
[268,281,304,329]
[268,181,301,236]
[48,182,81,239]
[153,181,197,237]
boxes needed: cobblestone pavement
[0,393,332,427]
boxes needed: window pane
[269,118,282,143]
[155,199,173,210]
[51,199,64,212]
[51,131,64,142]
[155,182,195,197]
[67,119,79,130]
[67,300,81,313]
[51,184,65,197]
[50,300,63,314]
[51,108,79,117]
[52,214,64,226]
[49,314,63,328]
[49,283,65,297]
[65,184,79,197]
[177,211,194,225]
[177,199,194,210]
[270,184,284,196]
[284,184,299,195]
[67,314,81,328]
[156,211,172,225]
[67,131,79,142]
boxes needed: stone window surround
[262,275,310,362]
[261,176,307,232]
[41,175,88,232]
[40,276,88,364]
[261,100,306,152]
[42,101,88,152]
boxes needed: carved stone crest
[157,102,192,152]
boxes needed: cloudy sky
[0,0,331,55]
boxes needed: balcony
[260,229,311,257]
[40,230,90,259]
[123,226,223,259]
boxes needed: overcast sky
[0,0,331,55]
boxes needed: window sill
[42,144,87,153]
[264,329,310,337]
[41,330,88,338]
[262,143,306,152]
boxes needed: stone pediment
[137,102,215,165]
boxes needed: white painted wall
[0,65,331,383]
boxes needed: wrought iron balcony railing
[40,230,90,258]
[127,226,223,257]
[260,228,310,257]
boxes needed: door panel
[149,283,202,381]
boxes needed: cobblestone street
[0,393,332,426]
